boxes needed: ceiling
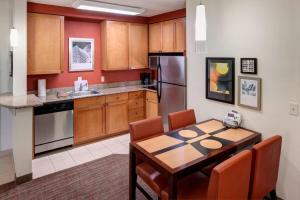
[28,0,186,17]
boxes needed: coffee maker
[140,72,151,85]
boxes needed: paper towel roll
[38,79,46,97]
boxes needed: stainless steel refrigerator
[149,54,186,125]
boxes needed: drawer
[129,91,144,99]
[74,96,105,109]
[129,107,145,122]
[106,92,128,103]
[146,91,158,103]
[128,98,144,109]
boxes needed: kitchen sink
[70,90,101,97]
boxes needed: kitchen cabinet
[27,13,64,75]
[174,18,186,52]
[129,23,148,69]
[149,23,162,53]
[106,93,129,134]
[74,96,106,144]
[128,91,145,122]
[146,91,158,118]
[101,21,129,70]
[162,20,175,52]
[149,18,186,53]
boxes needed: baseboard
[15,173,32,185]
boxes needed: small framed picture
[238,76,262,110]
[241,58,257,74]
[206,57,235,104]
[69,38,94,72]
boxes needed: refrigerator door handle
[157,63,162,103]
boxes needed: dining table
[129,119,262,200]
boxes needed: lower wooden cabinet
[106,100,129,135]
[146,91,158,118]
[74,96,106,144]
[73,90,157,145]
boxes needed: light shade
[72,0,145,16]
[195,4,207,41]
[10,28,19,48]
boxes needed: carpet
[0,154,156,200]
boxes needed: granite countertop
[0,84,156,109]
[0,93,43,109]
[37,84,157,105]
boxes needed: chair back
[168,109,196,131]
[207,150,252,200]
[249,135,282,200]
[129,116,164,142]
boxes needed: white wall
[186,0,300,199]
[0,0,13,151]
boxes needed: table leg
[129,147,137,200]
[168,175,178,200]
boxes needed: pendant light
[195,3,206,41]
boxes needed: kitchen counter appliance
[34,100,74,154]
[149,53,186,124]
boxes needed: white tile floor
[32,134,130,179]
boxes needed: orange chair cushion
[168,109,196,131]
[136,162,168,196]
[161,172,209,200]
[250,135,282,200]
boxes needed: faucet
[79,82,88,91]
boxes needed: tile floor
[32,134,130,179]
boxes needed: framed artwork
[238,76,262,110]
[206,57,235,104]
[241,58,257,74]
[69,38,94,71]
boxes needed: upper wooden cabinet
[129,23,148,69]
[101,21,129,70]
[101,21,148,71]
[174,18,186,52]
[162,20,175,52]
[149,23,162,53]
[27,13,64,75]
[149,18,186,53]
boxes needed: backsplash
[27,19,150,91]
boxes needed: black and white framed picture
[206,57,235,104]
[241,58,257,74]
[69,38,94,71]
[238,76,262,110]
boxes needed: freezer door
[158,83,186,124]
[160,56,186,86]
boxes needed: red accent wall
[148,9,186,24]
[27,20,148,91]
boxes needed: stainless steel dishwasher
[34,100,74,154]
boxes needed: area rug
[0,154,156,200]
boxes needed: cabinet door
[104,21,129,70]
[175,18,186,52]
[74,105,106,144]
[149,23,162,53]
[146,100,158,118]
[129,23,148,69]
[106,100,129,134]
[28,13,64,75]
[162,20,175,52]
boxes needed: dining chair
[129,116,167,199]
[161,150,252,200]
[249,135,282,200]
[168,109,196,131]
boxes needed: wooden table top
[131,119,261,175]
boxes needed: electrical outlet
[289,102,299,116]
[101,76,105,83]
